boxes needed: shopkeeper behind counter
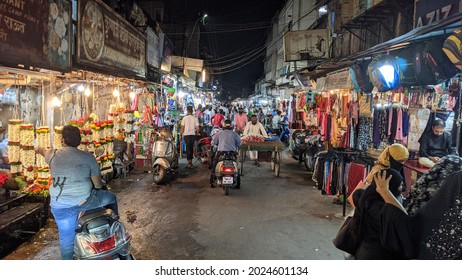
[418,119,458,168]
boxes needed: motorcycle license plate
[223,176,233,184]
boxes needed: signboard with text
[0,0,72,71]
[76,0,146,78]
[146,27,160,69]
[284,29,329,62]
[414,0,462,28]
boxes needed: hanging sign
[146,27,160,69]
[0,0,72,71]
[76,0,146,78]
[324,68,352,91]
[414,0,462,28]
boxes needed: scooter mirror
[95,146,105,157]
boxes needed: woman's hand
[374,170,392,196]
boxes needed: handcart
[239,141,285,177]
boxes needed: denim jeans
[51,188,118,260]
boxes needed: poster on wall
[76,0,147,78]
[0,0,72,71]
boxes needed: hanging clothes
[357,116,372,151]
[373,109,381,148]
[395,107,404,142]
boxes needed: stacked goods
[8,119,23,175]
[114,107,126,141]
[36,126,50,185]
[241,135,265,143]
[53,126,63,148]
[20,123,35,184]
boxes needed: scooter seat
[76,208,118,233]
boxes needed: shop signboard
[146,27,160,69]
[324,68,352,91]
[414,0,462,28]
[76,0,146,78]
[0,0,72,72]
[283,29,329,62]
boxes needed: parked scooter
[210,151,240,196]
[291,129,323,171]
[73,147,133,260]
[303,134,323,172]
[113,140,134,178]
[151,128,179,184]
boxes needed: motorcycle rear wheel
[153,165,167,184]
[224,184,230,195]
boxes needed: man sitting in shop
[418,119,458,168]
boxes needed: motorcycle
[151,129,179,184]
[73,147,133,260]
[195,135,213,168]
[291,130,323,171]
[113,139,134,179]
[303,134,323,172]
[210,151,240,196]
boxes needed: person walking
[233,107,248,134]
[243,115,268,166]
[181,106,200,168]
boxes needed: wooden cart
[239,141,285,177]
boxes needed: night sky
[160,0,287,100]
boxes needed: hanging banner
[324,68,352,91]
[146,27,160,69]
[0,0,72,71]
[283,29,329,62]
[76,0,146,78]
[414,0,462,28]
[159,33,173,73]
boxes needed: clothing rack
[333,150,361,217]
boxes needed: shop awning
[342,13,462,61]
[303,13,462,80]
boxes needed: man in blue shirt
[211,119,241,172]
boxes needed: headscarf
[404,155,462,215]
[365,144,409,183]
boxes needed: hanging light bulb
[84,86,91,97]
[129,91,136,99]
[51,96,62,107]
[77,84,85,92]
[113,87,120,97]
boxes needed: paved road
[4,150,347,260]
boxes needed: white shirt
[243,121,268,138]
[272,115,281,129]
[181,115,199,136]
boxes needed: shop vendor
[418,119,458,168]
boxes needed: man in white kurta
[243,115,268,166]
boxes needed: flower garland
[36,126,50,185]
[8,119,22,176]
[53,126,63,149]
[20,123,35,183]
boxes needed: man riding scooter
[211,119,241,172]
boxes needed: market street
[3,151,345,260]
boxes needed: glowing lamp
[77,84,85,92]
[84,86,91,97]
[113,88,120,97]
[378,65,398,87]
[51,96,62,107]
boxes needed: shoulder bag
[333,213,362,255]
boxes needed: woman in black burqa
[353,168,406,260]
[376,160,462,260]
